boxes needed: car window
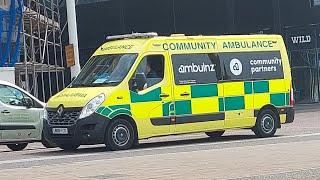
[129,55,165,91]
[0,85,34,107]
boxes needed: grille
[48,110,81,126]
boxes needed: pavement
[0,105,320,179]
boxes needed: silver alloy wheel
[112,124,130,147]
[261,114,275,134]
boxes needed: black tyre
[7,143,28,151]
[41,134,57,148]
[57,144,80,151]
[205,130,225,138]
[253,109,278,138]
[105,119,135,151]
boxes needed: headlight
[79,93,105,119]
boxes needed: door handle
[180,92,190,96]
[159,93,169,98]
[1,110,10,114]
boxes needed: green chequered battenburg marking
[244,82,253,94]
[175,100,191,115]
[98,104,131,118]
[225,96,245,111]
[219,98,224,112]
[109,104,131,111]
[271,93,286,107]
[191,84,218,98]
[286,93,290,106]
[130,87,161,103]
[253,81,269,93]
[101,107,112,117]
[96,107,105,114]
[162,102,170,116]
[109,109,132,119]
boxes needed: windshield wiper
[91,81,120,87]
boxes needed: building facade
[66,0,320,104]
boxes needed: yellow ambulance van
[43,33,294,151]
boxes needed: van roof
[93,33,283,56]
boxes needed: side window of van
[0,85,25,107]
[171,53,221,85]
[129,55,165,91]
[219,51,284,81]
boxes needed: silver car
[0,80,55,151]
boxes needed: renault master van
[44,33,294,151]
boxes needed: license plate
[52,128,68,135]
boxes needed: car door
[0,85,41,142]
[171,53,225,133]
[129,52,174,137]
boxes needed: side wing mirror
[23,98,34,108]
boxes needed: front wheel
[7,143,28,151]
[105,119,135,151]
[253,109,278,138]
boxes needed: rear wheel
[253,109,278,138]
[105,119,135,151]
[205,130,225,138]
[7,143,28,151]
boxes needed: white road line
[0,132,320,166]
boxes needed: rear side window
[219,51,284,81]
[171,53,221,85]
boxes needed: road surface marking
[0,132,320,166]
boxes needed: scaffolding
[14,0,65,101]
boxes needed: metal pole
[66,0,81,78]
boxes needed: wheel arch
[110,114,139,143]
[255,104,281,128]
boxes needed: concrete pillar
[66,0,81,78]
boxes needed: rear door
[171,53,225,133]
[0,85,41,142]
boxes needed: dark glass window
[171,53,221,85]
[220,51,284,81]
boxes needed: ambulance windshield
[71,54,137,87]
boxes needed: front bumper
[43,113,109,146]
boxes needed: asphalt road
[0,109,320,180]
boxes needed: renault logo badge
[57,105,64,117]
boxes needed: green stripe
[175,100,192,115]
[271,93,286,107]
[225,96,245,111]
[219,98,224,112]
[253,81,269,93]
[244,82,253,94]
[191,84,218,98]
[130,87,161,103]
